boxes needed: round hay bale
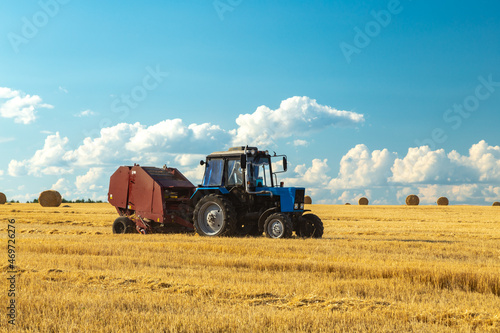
[437,197,449,206]
[304,196,312,204]
[406,195,420,206]
[358,197,369,205]
[493,202,500,206]
[39,190,62,207]
[345,203,351,205]
[0,192,6,205]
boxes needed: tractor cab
[200,146,279,190]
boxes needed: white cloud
[293,139,309,147]
[74,109,96,117]
[391,141,500,185]
[449,140,500,182]
[75,168,105,192]
[59,86,68,93]
[329,144,396,189]
[390,147,455,184]
[293,159,330,186]
[64,122,142,166]
[231,96,364,146]
[0,87,53,124]
[8,132,73,177]
[283,141,500,205]
[482,186,500,202]
[182,165,205,185]
[174,154,205,167]
[52,178,71,192]
[416,184,481,204]
[126,119,229,153]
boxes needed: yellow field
[1,203,499,332]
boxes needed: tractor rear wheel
[193,194,237,237]
[297,214,324,238]
[264,213,293,239]
[112,217,135,234]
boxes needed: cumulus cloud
[174,154,206,167]
[64,123,143,166]
[292,159,330,186]
[52,178,71,192]
[416,184,481,204]
[231,96,364,146]
[8,132,73,177]
[281,141,500,205]
[64,120,230,167]
[390,141,500,185]
[75,168,105,192]
[329,144,396,189]
[0,87,53,124]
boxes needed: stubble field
[1,203,499,332]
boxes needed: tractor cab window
[202,159,224,186]
[248,156,272,187]
[226,159,243,186]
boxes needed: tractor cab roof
[206,146,265,159]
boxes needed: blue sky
[1,0,499,204]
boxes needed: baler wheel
[297,214,324,238]
[264,213,293,239]
[193,194,237,237]
[112,217,135,234]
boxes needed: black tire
[297,214,324,238]
[112,217,135,234]
[264,213,293,239]
[193,194,237,237]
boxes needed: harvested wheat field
[1,203,500,332]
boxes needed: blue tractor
[191,146,323,239]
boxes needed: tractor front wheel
[264,213,293,239]
[297,214,324,238]
[193,194,237,237]
[112,217,136,234]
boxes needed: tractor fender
[258,207,279,232]
[190,187,230,207]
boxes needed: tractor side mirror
[240,155,247,169]
[200,160,205,166]
[283,157,287,172]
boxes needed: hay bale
[358,197,369,205]
[493,202,500,207]
[345,203,351,205]
[304,196,312,204]
[0,192,6,205]
[406,195,419,206]
[437,197,449,206]
[39,190,62,207]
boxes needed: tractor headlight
[300,203,304,210]
[294,203,299,210]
